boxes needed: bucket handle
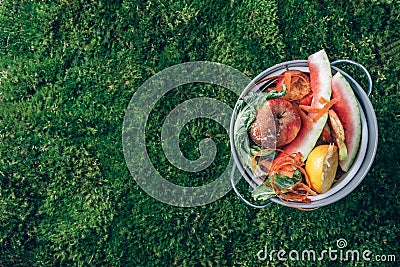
[331,59,373,97]
[230,162,273,208]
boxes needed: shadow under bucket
[229,60,378,209]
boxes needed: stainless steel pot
[229,59,378,209]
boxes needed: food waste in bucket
[229,50,378,209]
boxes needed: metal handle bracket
[230,163,272,208]
[331,59,373,97]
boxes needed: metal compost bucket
[229,59,378,209]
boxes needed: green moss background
[0,0,399,266]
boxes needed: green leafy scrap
[252,170,302,201]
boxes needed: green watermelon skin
[331,72,362,172]
[281,50,332,161]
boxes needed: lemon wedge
[305,144,339,194]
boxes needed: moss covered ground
[0,0,399,266]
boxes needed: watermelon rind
[309,50,332,108]
[282,49,332,161]
[331,71,362,172]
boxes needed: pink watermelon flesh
[331,72,362,172]
[309,50,332,108]
[279,50,332,162]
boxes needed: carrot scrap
[298,98,338,123]
[251,148,290,173]
[277,181,317,204]
[312,98,338,122]
[270,155,296,174]
[319,96,328,104]
[251,147,319,205]
[297,108,313,129]
[279,192,311,202]
[299,105,320,113]
[284,71,292,93]
[273,162,296,177]
[269,151,304,179]
[275,168,295,178]
[292,183,318,196]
